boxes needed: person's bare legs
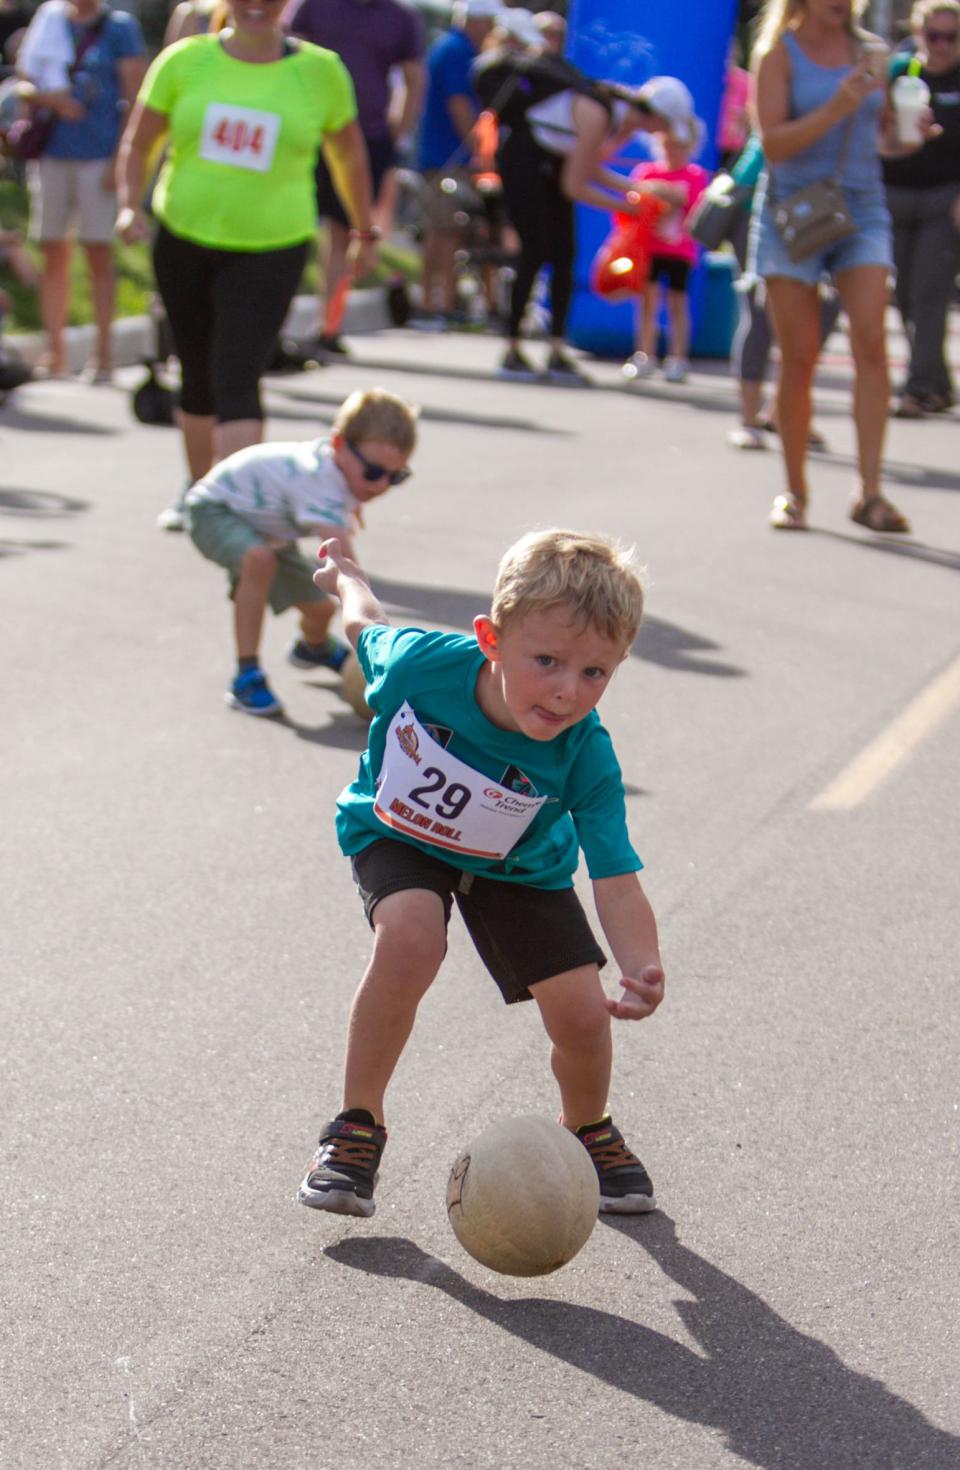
[765,276,822,514]
[640,282,659,359]
[83,242,115,374]
[342,890,448,1121]
[318,219,350,337]
[834,264,892,503]
[233,543,277,661]
[38,240,71,374]
[214,417,263,464]
[296,598,337,647]
[177,409,216,483]
[531,966,613,1131]
[665,288,690,362]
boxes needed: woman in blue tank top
[751,0,919,534]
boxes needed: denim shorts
[750,182,894,286]
[187,500,325,614]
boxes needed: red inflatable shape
[591,194,669,301]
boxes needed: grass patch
[1,177,419,333]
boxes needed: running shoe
[314,333,350,357]
[546,349,589,385]
[226,668,284,717]
[576,1116,656,1213]
[621,351,655,382]
[298,1113,387,1217]
[498,347,541,382]
[727,425,769,451]
[287,637,350,673]
[663,356,689,384]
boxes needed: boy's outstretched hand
[313,537,363,594]
[604,964,665,1020]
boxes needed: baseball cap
[633,76,703,147]
[459,0,503,18]
[494,7,544,47]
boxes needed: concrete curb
[6,286,392,372]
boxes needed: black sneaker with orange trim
[298,1112,387,1217]
[576,1116,656,1214]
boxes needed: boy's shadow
[323,1219,958,1470]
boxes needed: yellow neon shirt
[141,35,356,250]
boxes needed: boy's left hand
[604,964,665,1020]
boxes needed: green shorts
[187,500,326,614]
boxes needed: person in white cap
[472,46,676,382]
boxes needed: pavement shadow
[818,455,960,494]
[812,528,960,572]
[0,537,72,558]
[0,488,90,516]
[0,403,116,435]
[371,575,745,679]
[267,382,574,437]
[324,1226,960,1470]
[281,706,370,752]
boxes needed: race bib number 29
[199,104,280,173]
[374,706,548,860]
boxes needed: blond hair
[334,388,419,453]
[753,0,870,58]
[912,0,960,29]
[491,529,645,650]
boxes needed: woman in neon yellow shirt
[116,0,379,492]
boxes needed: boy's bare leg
[640,283,658,359]
[342,890,447,1121]
[296,598,337,646]
[233,544,277,659]
[531,965,612,1130]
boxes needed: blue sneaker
[287,637,350,673]
[226,668,284,717]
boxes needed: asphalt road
[2,322,959,1470]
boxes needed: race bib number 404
[199,104,281,173]
[374,706,549,860]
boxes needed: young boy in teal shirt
[299,528,666,1216]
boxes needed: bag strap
[767,36,858,202]
[438,66,523,173]
[69,12,109,76]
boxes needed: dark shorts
[649,255,692,292]
[316,134,397,226]
[351,837,607,1005]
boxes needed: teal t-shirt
[335,625,643,890]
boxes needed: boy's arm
[592,871,665,1021]
[313,536,390,651]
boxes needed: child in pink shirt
[622,124,709,385]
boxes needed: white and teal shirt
[186,438,357,541]
[336,625,643,890]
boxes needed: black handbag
[687,172,754,250]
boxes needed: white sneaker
[621,352,655,382]
[663,357,689,384]
[156,504,186,531]
[727,425,769,451]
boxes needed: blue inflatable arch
[566,0,740,356]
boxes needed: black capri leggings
[152,225,308,422]
[496,125,576,341]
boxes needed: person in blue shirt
[415,0,498,319]
[298,528,667,1220]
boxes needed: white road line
[810,652,960,811]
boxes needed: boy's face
[333,434,412,505]
[474,603,626,741]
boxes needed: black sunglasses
[925,26,958,41]
[346,440,412,486]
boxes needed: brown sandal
[850,496,911,535]
[770,493,808,531]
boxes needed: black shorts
[351,837,606,1005]
[649,255,692,292]
[316,134,397,226]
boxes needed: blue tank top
[771,31,884,195]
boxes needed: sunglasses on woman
[347,440,412,486]
[924,26,958,42]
